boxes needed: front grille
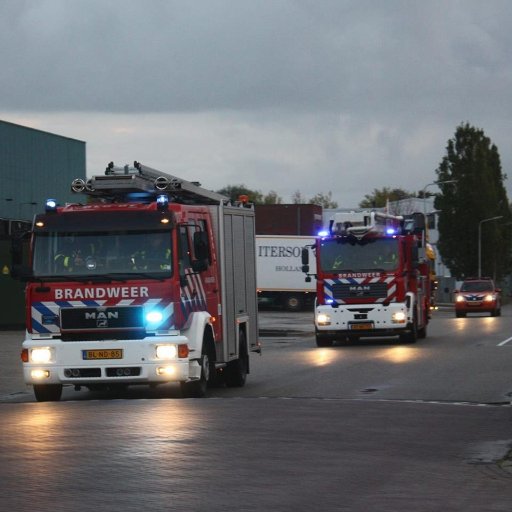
[106,367,141,377]
[332,282,388,300]
[60,306,144,332]
[64,368,101,378]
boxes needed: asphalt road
[1,307,511,511]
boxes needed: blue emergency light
[45,199,58,212]
[156,194,169,211]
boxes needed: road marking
[498,336,512,346]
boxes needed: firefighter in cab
[131,235,171,271]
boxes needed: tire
[181,351,210,398]
[225,331,248,388]
[399,315,418,344]
[455,311,466,318]
[33,384,63,402]
[315,333,334,347]
[284,294,303,312]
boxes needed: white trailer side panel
[256,235,316,292]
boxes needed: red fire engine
[302,210,431,346]
[12,162,260,401]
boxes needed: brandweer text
[54,287,150,300]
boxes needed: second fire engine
[302,210,432,346]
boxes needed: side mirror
[301,247,309,265]
[301,247,310,273]
[11,232,32,281]
[411,244,419,269]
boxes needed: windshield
[319,237,399,273]
[460,281,493,292]
[33,230,172,277]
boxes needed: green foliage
[216,185,264,204]
[308,191,338,209]
[262,191,283,204]
[359,187,414,208]
[434,123,512,280]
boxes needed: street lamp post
[421,180,457,215]
[478,216,503,278]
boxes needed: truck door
[177,217,221,340]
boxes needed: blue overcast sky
[1,0,512,207]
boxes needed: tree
[359,187,413,208]
[262,191,282,204]
[291,190,306,204]
[434,123,512,280]
[216,185,263,204]
[308,191,338,209]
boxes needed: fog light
[157,366,175,376]
[31,369,50,380]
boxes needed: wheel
[181,351,210,398]
[225,331,248,387]
[284,294,303,312]
[455,311,466,318]
[399,315,418,344]
[315,333,334,347]
[33,384,63,402]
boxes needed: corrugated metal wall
[0,120,86,221]
[0,120,86,327]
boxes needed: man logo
[349,285,370,296]
[85,310,119,328]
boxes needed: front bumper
[22,335,200,386]
[315,303,410,338]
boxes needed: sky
[1,0,512,208]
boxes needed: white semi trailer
[256,235,316,311]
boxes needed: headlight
[392,311,407,323]
[31,347,52,364]
[455,295,465,303]
[484,294,495,302]
[317,313,331,325]
[156,345,178,360]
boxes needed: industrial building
[0,120,86,327]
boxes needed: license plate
[82,349,123,360]
[349,322,373,330]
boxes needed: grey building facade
[0,120,85,221]
[0,120,86,327]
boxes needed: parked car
[454,278,501,317]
